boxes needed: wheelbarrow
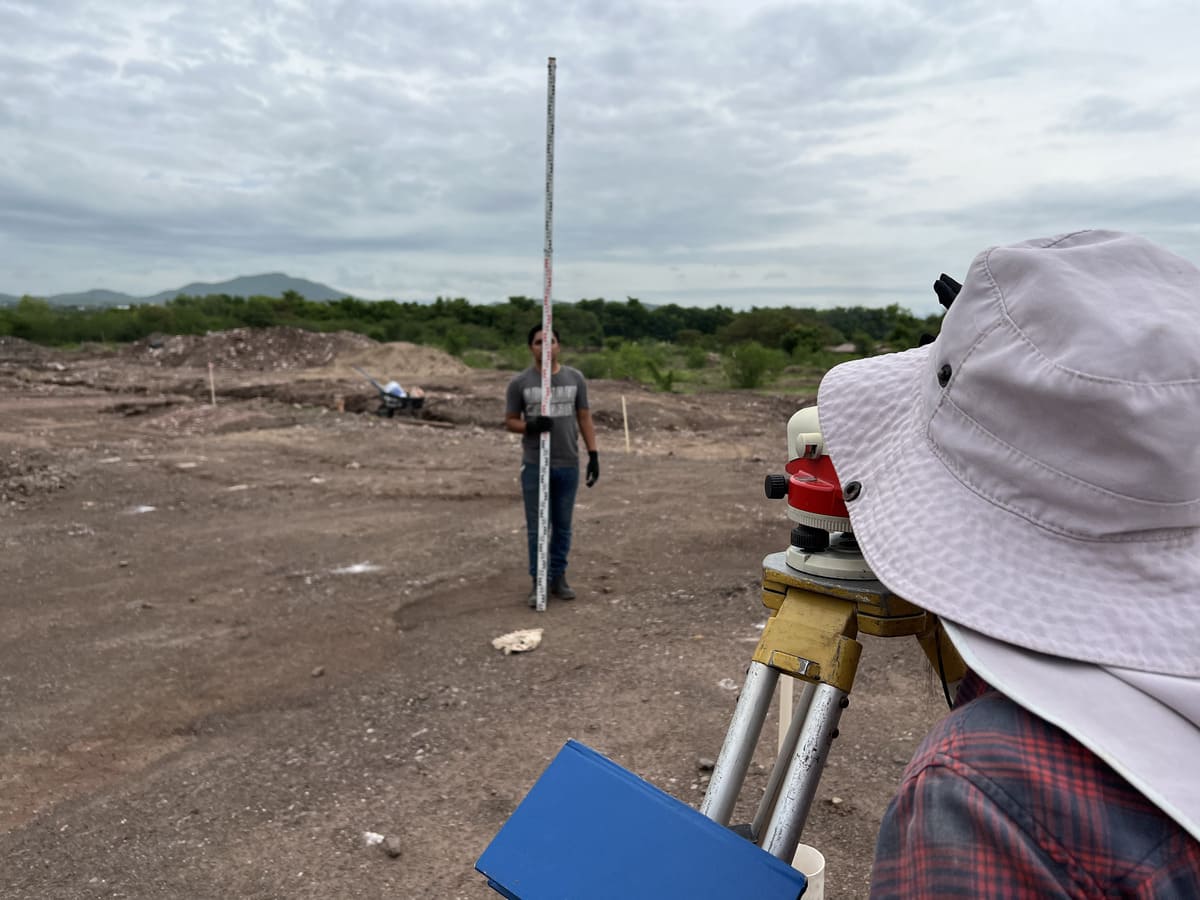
[352,366,425,418]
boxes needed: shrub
[575,354,610,379]
[723,341,787,389]
[645,360,677,392]
[498,344,532,371]
[441,330,468,357]
[461,350,494,369]
[683,344,707,369]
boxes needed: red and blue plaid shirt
[870,670,1200,898]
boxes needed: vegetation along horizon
[0,292,944,393]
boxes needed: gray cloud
[929,180,1200,241]
[1065,95,1178,133]
[1,0,1199,309]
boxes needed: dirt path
[0,341,947,898]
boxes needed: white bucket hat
[816,230,1200,838]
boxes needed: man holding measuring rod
[505,324,599,608]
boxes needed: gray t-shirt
[506,365,589,467]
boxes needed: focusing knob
[764,474,789,499]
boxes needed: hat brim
[943,619,1200,841]
[817,347,1200,677]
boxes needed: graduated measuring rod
[534,56,556,612]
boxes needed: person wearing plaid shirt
[871,670,1200,897]
[815,232,1200,899]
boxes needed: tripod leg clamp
[752,588,862,694]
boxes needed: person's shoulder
[904,680,1025,775]
[908,679,1196,890]
[507,367,535,386]
[561,365,587,381]
[910,678,1116,809]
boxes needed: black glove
[586,450,599,487]
[525,415,553,435]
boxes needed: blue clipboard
[476,740,808,899]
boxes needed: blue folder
[476,740,808,899]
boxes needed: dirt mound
[0,336,59,365]
[320,341,472,381]
[126,327,379,371]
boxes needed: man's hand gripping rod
[699,406,966,862]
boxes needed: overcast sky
[3,0,1199,314]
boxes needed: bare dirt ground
[0,329,947,899]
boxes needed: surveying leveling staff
[504,325,599,607]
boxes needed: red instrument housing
[785,455,849,519]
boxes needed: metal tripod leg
[701,552,966,867]
[726,678,844,860]
[752,680,815,839]
[760,682,847,858]
[699,661,779,826]
[701,569,863,865]
[701,665,845,862]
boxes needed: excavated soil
[0,331,947,898]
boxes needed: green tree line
[0,290,943,360]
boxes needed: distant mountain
[45,289,138,307]
[3,273,353,307]
[142,273,350,304]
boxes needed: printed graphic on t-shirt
[523,384,577,418]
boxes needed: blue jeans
[521,464,579,580]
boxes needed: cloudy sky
[3,0,1199,314]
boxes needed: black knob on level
[791,525,830,553]
[764,474,788,499]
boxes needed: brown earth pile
[117,327,473,382]
[318,342,472,381]
[125,327,378,371]
[0,336,57,366]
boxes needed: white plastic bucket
[791,843,826,899]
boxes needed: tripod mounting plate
[786,542,874,579]
[762,551,928,638]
